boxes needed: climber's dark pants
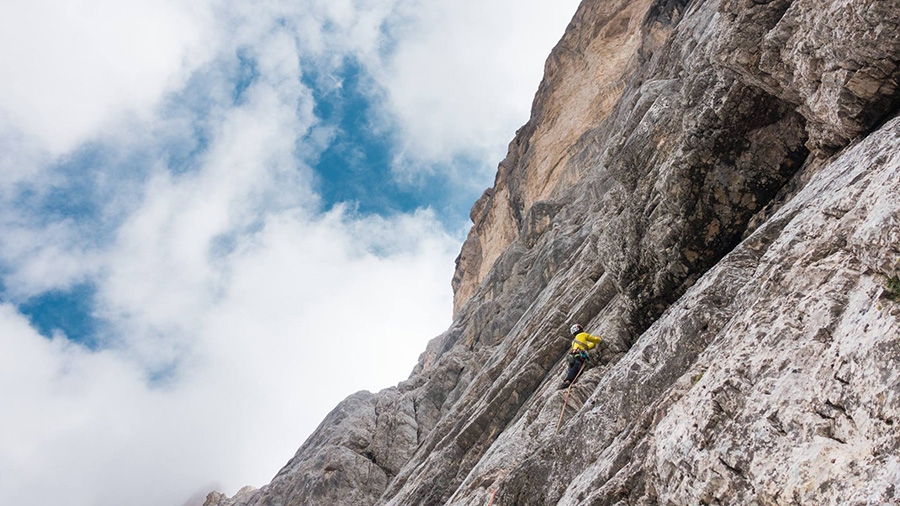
[565,354,586,383]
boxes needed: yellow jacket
[571,331,602,353]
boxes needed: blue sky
[0,1,580,505]
[19,283,101,348]
[307,56,475,220]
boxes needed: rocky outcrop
[207,0,900,504]
[453,0,662,315]
[447,121,900,505]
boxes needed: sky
[0,1,581,505]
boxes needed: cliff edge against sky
[207,0,900,504]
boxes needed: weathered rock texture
[207,0,900,504]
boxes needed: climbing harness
[567,349,588,364]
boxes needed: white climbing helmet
[570,324,583,335]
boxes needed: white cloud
[195,207,456,485]
[0,208,456,506]
[0,0,579,185]
[0,0,212,157]
[0,216,102,299]
[377,0,581,177]
[0,1,580,505]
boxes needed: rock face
[207,0,900,505]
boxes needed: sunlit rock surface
[207,0,900,504]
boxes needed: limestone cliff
[207,0,900,504]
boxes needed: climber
[559,324,602,389]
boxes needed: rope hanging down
[555,360,586,434]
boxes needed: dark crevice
[644,0,692,28]
[766,412,788,436]
[825,400,851,420]
[814,408,834,420]
[855,72,900,141]
[718,457,745,477]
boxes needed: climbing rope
[555,359,586,434]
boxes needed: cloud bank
[0,0,580,504]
